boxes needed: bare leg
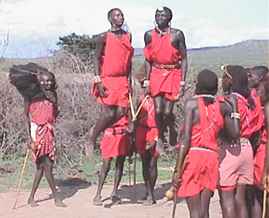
[141,152,150,200]
[186,193,202,218]
[200,189,213,218]
[147,153,158,204]
[163,100,175,146]
[28,161,44,207]
[111,156,125,203]
[218,189,236,218]
[235,184,248,218]
[43,157,66,207]
[153,96,165,152]
[93,159,112,206]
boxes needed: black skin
[140,150,158,205]
[173,94,239,218]
[218,72,249,218]
[144,9,188,149]
[87,8,132,154]
[246,71,269,217]
[26,74,65,207]
[93,156,126,205]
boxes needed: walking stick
[133,152,137,186]
[12,149,30,209]
[171,193,177,218]
[262,184,268,218]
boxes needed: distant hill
[133,39,269,77]
[1,40,268,77]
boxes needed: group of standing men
[8,6,268,218]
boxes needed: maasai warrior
[169,70,239,218]
[218,65,255,218]
[89,8,133,152]
[135,92,159,205]
[93,115,131,205]
[246,66,268,218]
[143,6,188,152]
[9,63,66,207]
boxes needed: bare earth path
[0,181,222,218]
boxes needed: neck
[155,25,170,35]
[110,24,122,32]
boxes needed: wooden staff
[262,187,268,218]
[12,149,30,209]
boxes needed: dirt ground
[0,180,222,218]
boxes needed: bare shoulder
[144,29,153,44]
[171,28,185,39]
[92,32,107,43]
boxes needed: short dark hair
[195,69,218,95]
[156,6,173,22]
[226,65,250,98]
[107,8,122,21]
[251,65,268,80]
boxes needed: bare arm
[175,30,188,82]
[91,33,106,76]
[144,31,152,81]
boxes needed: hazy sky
[0,0,268,57]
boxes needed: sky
[0,0,268,58]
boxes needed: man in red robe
[246,66,268,218]
[88,8,133,153]
[168,69,239,218]
[9,63,66,207]
[93,116,131,205]
[143,7,188,152]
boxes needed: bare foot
[142,197,156,206]
[111,194,121,204]
[27,198,39,207]
[92,195,103,206]
[54,198,67,207]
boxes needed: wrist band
[231,112,240,119]
[143,80,149,87]
[93,75,101,83]
[180,81,185,86]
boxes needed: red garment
[177,97,224,197]
[28,100,56,162]
[135,95,159,157]
[144,30,182,101]
[254,128,267,187]
[248,89,264,134]
[100,116,130,160]
[91,32,133,107]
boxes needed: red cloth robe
[177,97,224,197]
[100,116,130,160]
[144,30,182,101]
[28,100,56,162]
[135,95,159,158]
[92,32,133,107]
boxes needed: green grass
[0,152,176,192]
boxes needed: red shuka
[28,100,56,162]
[100,116,130,160]
[177,97,224,197]
[135,95,159,158]
[144,30,182,101]
[254,128,267,187]
[92,32,133,107]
